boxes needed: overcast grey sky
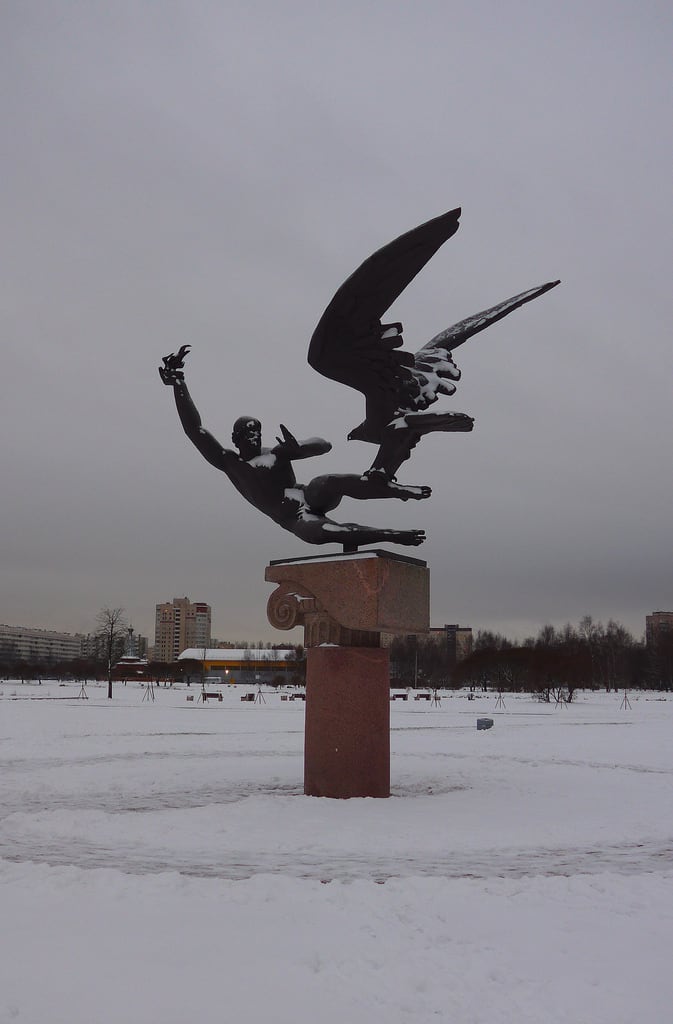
[2,1,671,644]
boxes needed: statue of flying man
[159,345,428,549]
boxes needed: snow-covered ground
[1,681,672,1024]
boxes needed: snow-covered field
[1,681,672,1024]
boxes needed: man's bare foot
[361,474,431,502]
[396,484,431,501]
[396,529,426,546]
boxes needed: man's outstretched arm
[159,347,234,471]
[272,424,332,461]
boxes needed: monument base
[304,646,390,799]
[265,549,429,798]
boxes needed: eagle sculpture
[308,207,559,480]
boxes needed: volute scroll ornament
[266,583,317,632]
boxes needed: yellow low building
[178,647,299,681]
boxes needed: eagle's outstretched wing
[405,280,561,415]
[307,209,462,441]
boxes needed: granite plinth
[265,549,429,645]
[265,549,428,799]
[304,647,390,798]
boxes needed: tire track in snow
[1,836,671,882]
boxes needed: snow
[270,550,380,564]
[1,682,672,1023]
[248,452,277,468]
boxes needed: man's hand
[159,345,191,385]
[274,423,302,457]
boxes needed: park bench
[414,693,431,701]
[201,691,223,702]
[390,693,408,701]
[240,693,255,702]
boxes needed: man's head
[232,416,262,458]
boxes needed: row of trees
[4,609,671,700]
[391,615,673,698]
[0,650,307,691]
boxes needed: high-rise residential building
[444,624,473,665]
[646,611,673,646]
[154,597,212,663]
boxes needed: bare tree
[95,607,128,699]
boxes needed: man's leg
[304,473,430,514]
[292,512,425,548]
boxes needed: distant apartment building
[154,597,212,662]
[382,624,472,659]
[646,611,673,646]
[0,623,86,663]
[444,624,473,665]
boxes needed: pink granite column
[304,646,390,798]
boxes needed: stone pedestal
[265,549,429,799]
[304,647,390,798]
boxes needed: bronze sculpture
[160,208,559,550]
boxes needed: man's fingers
[279,424,297,443]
